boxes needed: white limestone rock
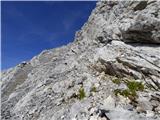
[1,1,160,120]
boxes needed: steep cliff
[1,1,160,120]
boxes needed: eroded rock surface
[1,1,160,120]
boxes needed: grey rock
[1,1,160,120]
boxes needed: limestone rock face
[1,1,160,120]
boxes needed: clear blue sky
[1,1,96,70]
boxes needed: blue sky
[1,1,96,70]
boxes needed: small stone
[136,106,146,113]
[90,115,98,120]
[146,110,154,117]
[89,108,96,115]
[117,83,128,90]
[94,83,100,88]
[117,94,131,106]
[102,95,116,110]
[154,105,160,113]
[71,118,76,120]
[61,115,65,119]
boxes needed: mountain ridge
[1,1,160,120]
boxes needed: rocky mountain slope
[1,1,160,120]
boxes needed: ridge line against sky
[1,1,96,70]
[1,0,98,1]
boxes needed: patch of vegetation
[114,89,121,96]
[78,87,86,100]
[112,78,121,85]
[114,79,144,100]
[126,81,144,92]
[114,89,137,98]
[91,85,97,92]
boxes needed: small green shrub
[114,80,144,100]
[126,81,144,92]
[114,89,122,96]
[122,89,137,97]
[91,86,97,92]
[112,78,121,85]
[114,89,137,98]
[78,87,86,100]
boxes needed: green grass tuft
[91,86,97,92]
[114,79,144,100]
[126,81,144,92]
[112,78,121,85]
[78,87,86,100]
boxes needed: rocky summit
[1,1,160,120]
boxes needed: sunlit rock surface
[1,1,160,120]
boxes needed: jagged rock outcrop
[1,1,160,120]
